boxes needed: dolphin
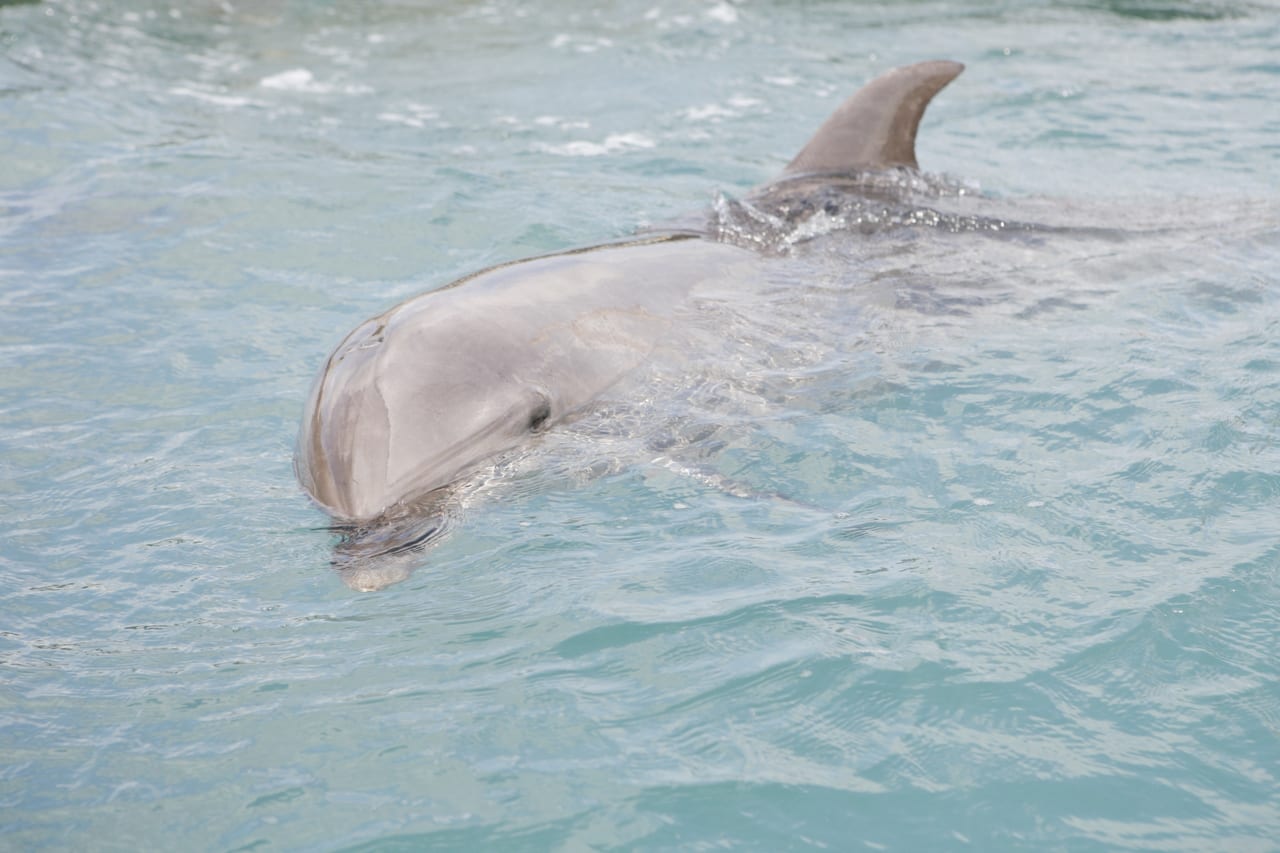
[297,60,964,577]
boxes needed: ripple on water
[1,0,1279,848]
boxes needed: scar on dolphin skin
[296,60,966,590]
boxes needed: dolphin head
[296,307,555,523]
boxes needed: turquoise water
[3,0,1280,849]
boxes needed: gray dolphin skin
[297,60,964,538]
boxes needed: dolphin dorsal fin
[782,60,964,176]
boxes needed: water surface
[2,0,1279,849]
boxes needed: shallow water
[3,0,1279,849]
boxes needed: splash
[706,169,1025,253]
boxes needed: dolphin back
[782,59,963,176]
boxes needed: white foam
[705,2,739,24]
[549,34,615,53]
[377,103,439,128]
[169,86,256,108]
[260,68,324,93]
[683,96,759,122]
[683,104,736,121]
[258,69,372,96]
[538,133,656,157]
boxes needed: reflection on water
[329,507,450,592]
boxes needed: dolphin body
[297,60,964,574]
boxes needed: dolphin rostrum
[297,60,965,549]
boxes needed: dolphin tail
[782,59,964,176]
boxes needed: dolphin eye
[527,396,552,432]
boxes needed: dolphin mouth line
[326,520,440,550]
[376,524,441,556]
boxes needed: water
[2,0,1279,849]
